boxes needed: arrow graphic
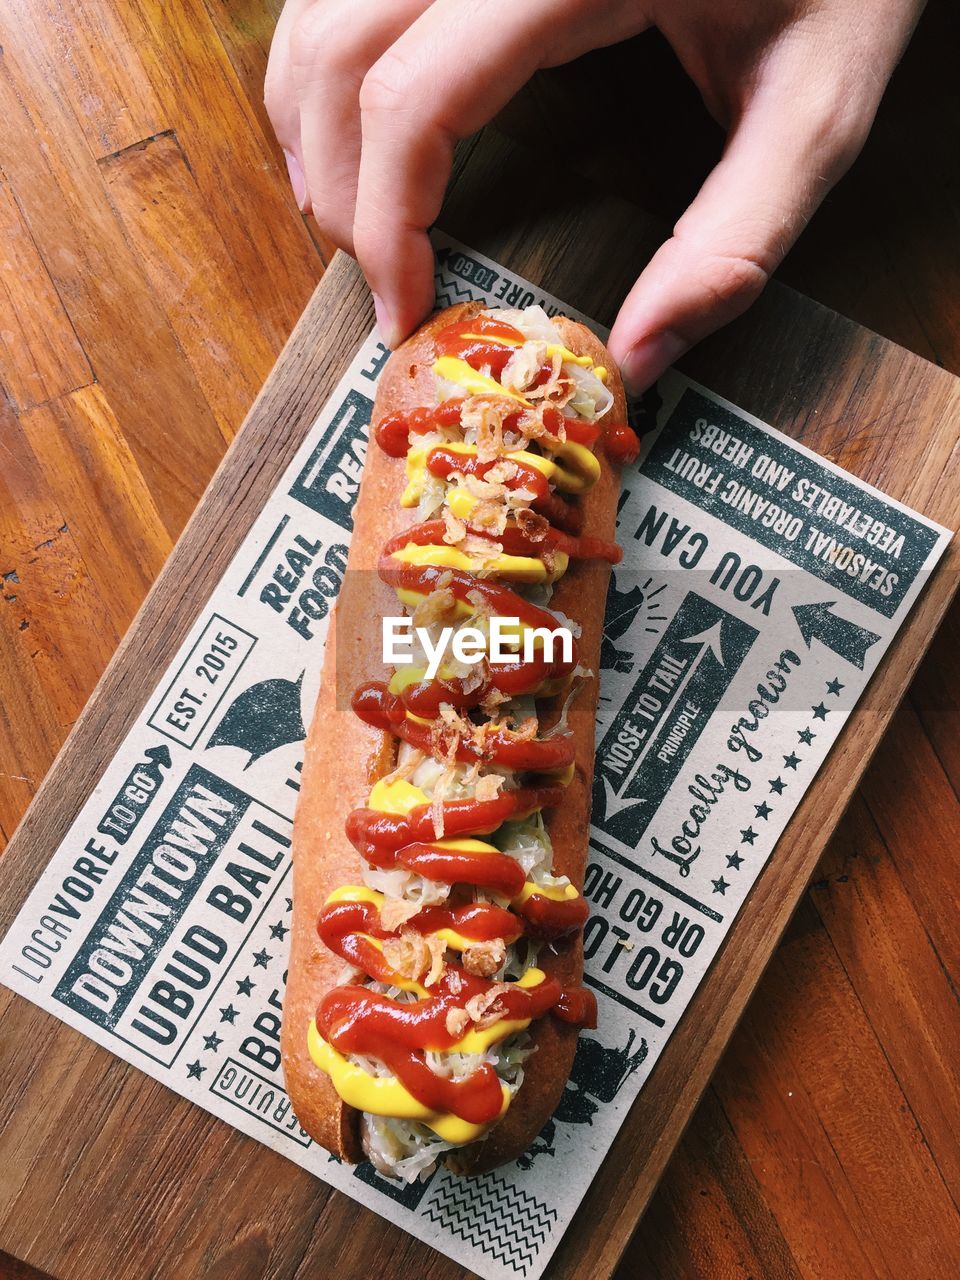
[594,593,759,841]
[791,602,880,670]
[602,622,728,817]
[602,777,647,823]
[682,620,726,667]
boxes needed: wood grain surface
[0,3,958,1278]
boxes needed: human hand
[266,0,925,392]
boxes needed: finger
[607,71,874,394]
[265,0,316,209]
[353,0,651,346]
[289,0,432,252]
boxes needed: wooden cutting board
[1,128,958,1280]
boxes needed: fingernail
[373,293,399,350]
[620,330,687,396]
[283,149,307,211]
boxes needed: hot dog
[281,301,637,1181]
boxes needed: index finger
[352,0,631,344]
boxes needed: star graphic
[754,801,773,820]
[269,920,289,940]
[798,727,816,745]
[783,752,801,770]
[726,851,744,871]
[712,876,729,895]
[769,776,787,795]
[186,1060,205,1080]
[203,1031,223,1052]
[253,948,272,969]
[285,897,293,912]
[219,1004,239,1024]
[826,678,845,696]
[811,702,830,721]
[740,826,758,845]
[236,975,255,997]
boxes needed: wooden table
[0,3,958,1277]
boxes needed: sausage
[281,301,628,1174]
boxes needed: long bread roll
[282,301,633,1181]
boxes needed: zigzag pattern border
[422,1174,558,1275]
[433,263,486,310]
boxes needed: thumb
[607,83,869,394]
